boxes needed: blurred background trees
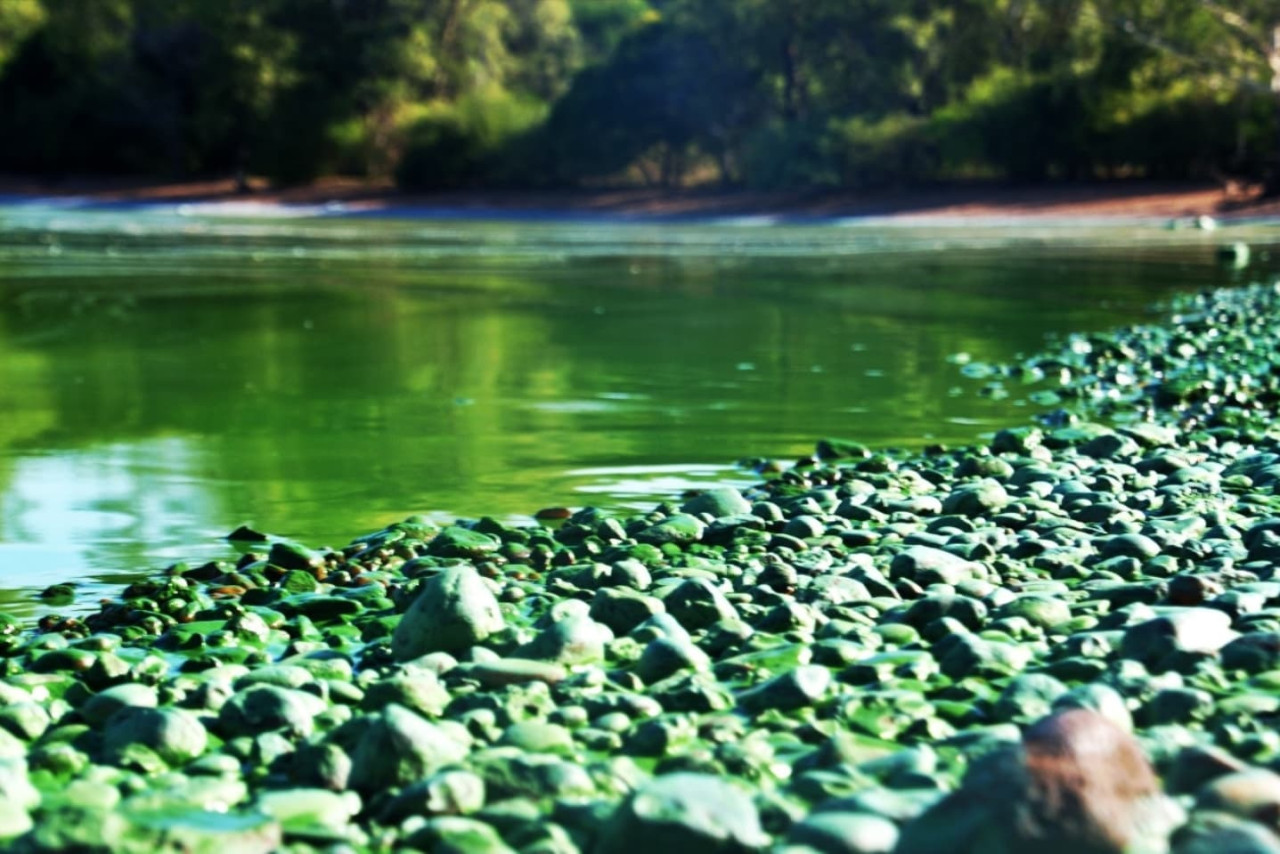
[0,0,1275,192]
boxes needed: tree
[0,0,44,74]
[1101,0,1280,190]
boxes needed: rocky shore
[6,281,1280,852]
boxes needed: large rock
[104,707,208,766]
[349,704,469,792]
[681,488,752,519]
[895,709,1175,854]
[392,565,505,661]
[1121,608,1237,668]
[516,614,612,666]
[784,811,898,854]
[81,683,159,727]
[218,685,327,739]
[595,772,767,854]
[889,547,980,587]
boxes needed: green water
[0,205,1274,612]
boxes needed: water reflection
[0,209,1274,615]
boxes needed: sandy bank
[0,175,1275,223]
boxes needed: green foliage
[0,0,45,73]
[829,115,940,189]
[396,90,548,189]
[0,0,1277,189]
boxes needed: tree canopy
[0,0,1274,190]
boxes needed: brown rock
[895,708,1176,854]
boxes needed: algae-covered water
[0,204,1274,611]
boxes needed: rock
[1121,608,1237,668]
[941,480,1010,517]
[591,588,666,636]
[0,703,49,742]
[903,593,987,631]
[595,772,767,854]
[362,671,451,717]
[278,569,318,595]
[292,742,352,791]
[636,515,706,547]
[1197,769,1280,827]
[380,769,487,823]
[103,707,207,766]
[681,488,753,519]
[349,704,469,792]
[498,721,575,756]
[663,579,739,630]
[0,759,38,813]
[738,665,831,712]
[994,594,1072,631]
[268,541,322,571]
[426,526,502,559]
[1100,533,1162,561]
[896,709,1166,854]
[218,685,326,739]
[0,799,30,840]
[1221,633,1280,673]
[1053,683,1132,732]
[463,659,568,688]
[517,614,612,666]
[1171,813,1280,854]
[992,673,1069,723]
[405,816,516,854]
[470,749,596,801]
[634,637,711,684]
[1167,745,1248,795]
[255,788,361,836]
[784,811,899,854]
[935,634,1031,680]
[392,565,506,660]
[889,547,979,587]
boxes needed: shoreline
[1,176,1277,224]
[2,281,1280,849]
[6,187,1280,851]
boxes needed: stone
[380,769,487,823]
[1121,608,1237,668]
[681,488,753,519]
[405,816,516,854]
[517,614,612,666]
[255,788,361,836]
[393,565,506,660]
[103,707,207,766]
[784,811,899,854]
[362,671,451,717]
[941,479,1010,517]
[349,704,469,792]
[463,659,568,688]
[992,673,1070,723]
[636,515,706,547]
[738,665,831,712]
[994,594,1072,631]
[595,772,767,854]
[218,685,326,739]
[634,637,711,684]
[1197,769,1280,827]
[498,721,575,756]
[663,579,739,630]
[591,588,666,636]
[889,547,979,587]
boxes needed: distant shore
[0,175,1276,223]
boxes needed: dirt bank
[0,175,1274,222]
